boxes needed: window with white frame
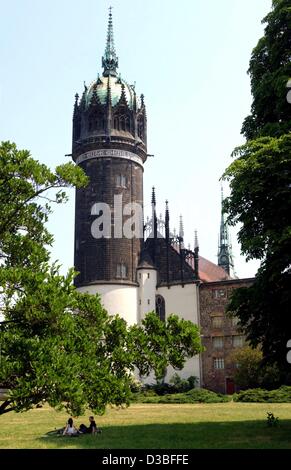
[213,358,225,369]
[212,316,223,328]
[116,263,128,279]
[213,336,224,349]
[213,289,226,299]
[116,174,127,188]
[232,335,244,348]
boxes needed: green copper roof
[85,75,139,109]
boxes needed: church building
[71,10,253,393]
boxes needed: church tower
[217,187,234,275]
[72,9,147,323]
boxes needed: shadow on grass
[39,419,291,449]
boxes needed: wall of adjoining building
[199,279,253,394]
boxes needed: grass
[0,402,291,449]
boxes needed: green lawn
[0,402,291,449]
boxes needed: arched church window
[156,295,165,322]
[116,263,128,279]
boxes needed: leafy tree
[222,0,291,377]
[241,0,291,139]
[230,346,281,390]
[0,142,203,416]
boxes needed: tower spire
[218,185,234,275]
[179,215,184,248]
[102,6,118,77]
[194,230,199,250]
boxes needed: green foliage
[234,386,291,403]
[241,0,291,140]
[132,388,230,404]
[0,142,203,417]
[169,373,199,393]
[223,135,291,261]
[129,313,203,381]
[222,0,291,376]
[231,346,281,390]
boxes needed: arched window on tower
[125,116,131,132]
[120,115,126,131]
[156,295,165,322]
[114,115,120,130]
[116,263,128,279]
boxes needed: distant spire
[151,186,156,206]
[218,185,234,275]
[194,230,199,250]
[165,200,170,238]
[194,229,199,279]
[151,187,157,239]
[102,7,118,77]
[73,93,79,115]
[179,215,184,249]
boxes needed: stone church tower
[72,9,147,324]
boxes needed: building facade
[200,279,253,394]
[72,10,253,392]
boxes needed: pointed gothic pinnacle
[102,7,118,77]
[73,93,79,116]
[151,186,156,206]
[165,200,169,222]
[194,230,199,250]
[179,215,184,238]
[120,82,128,104]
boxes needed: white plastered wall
[157,283,201,384]
[137,268,157,321]
[77,284,138,325]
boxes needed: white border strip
[76,149,143,167]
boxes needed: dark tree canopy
[223,0,291,378]
[242,0,291,140]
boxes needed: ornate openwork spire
[102,7,119,77]
[218,186,235,275]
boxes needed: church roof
[85,75,139,110]
[198,256,232,282]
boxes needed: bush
[131,388,230,404]
[184,388,230,403]
[169,374,199,393]
[234,386,291,403]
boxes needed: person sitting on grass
[63,417,79,436]
[79,416,101,434]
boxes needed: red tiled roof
[172,242,232,283]
[198,256,232,282]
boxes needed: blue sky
[0,0,272,278]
